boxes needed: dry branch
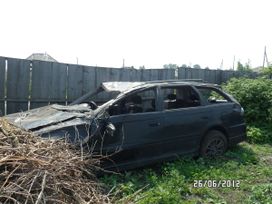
[0,118,110,204]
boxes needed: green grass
[101,143,272,204]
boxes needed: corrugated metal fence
[0,56,257,116]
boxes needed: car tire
[200,130,228,157]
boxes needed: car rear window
[196,87,230,104]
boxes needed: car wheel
[200,130,228,157]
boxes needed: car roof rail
[143,79,205,83]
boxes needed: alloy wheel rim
[205,138,225,156]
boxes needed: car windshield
[71,87,120,107]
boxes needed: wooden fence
[0,57,175,115]
[177,67,255,84]
[0,56,257,116]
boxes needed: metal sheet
[34,117,90,135]
[6,58,31,114]
[5,104,93,130]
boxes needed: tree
[261,65,272,79]
[236,61,253,77]
[163,64,178,69]
[237,61,244,71]
[237,61,252,72]
[139,65,146,69]
[193,64,201,69]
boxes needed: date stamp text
[193,180,240,188]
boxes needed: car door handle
[149,122,161,127]
[201,116,209,120]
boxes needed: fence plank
[150,69,159,81]
[67,64,84,103]
[0,57,5,116]
[95,67,113,102]
[215,70,222,84]
[82,66,96,96]
[199,69,205,81]
[6,58,30,114]
[178,68,186,79]
[141,69,151,81]
[31,61,53,109]
[51,62,67,105]
[119,68,131,81]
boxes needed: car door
[159,85,208,155]
[195,86,244,138]
[104,87,165,165]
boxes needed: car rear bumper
[228,123,247,146]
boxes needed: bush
[247,126,272,144]
[224,78,272,125]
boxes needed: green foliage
[224,78,272,124]
[237,61,252,72]
[261,66,272,79]
[236,61,254,77]
[102,143,272,204]
[247,126,272,144]
[247,184,272,204]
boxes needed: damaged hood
[101,81,143,92]
[4,104,95,135]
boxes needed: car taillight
[240,107,244,116]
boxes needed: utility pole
[122,59,125,68]
[220,59,224,69]
[263,46,269,67]
[232,56,236,70]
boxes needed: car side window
[162,86,200,110]
[196,87,230,104]
[109,88,156,116]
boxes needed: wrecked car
[5,80,246,170]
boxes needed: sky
[0,0,271,69]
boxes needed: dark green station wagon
[5,80,247,170]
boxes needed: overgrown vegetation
[103,143,272,203]
[224,78,272,124]
[224,77,272,144]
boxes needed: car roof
[102,80,220,93]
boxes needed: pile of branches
[0,118,110,204]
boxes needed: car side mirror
[105,122,116,136]
[89,101,98,110]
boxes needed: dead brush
[0,118,111,204]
